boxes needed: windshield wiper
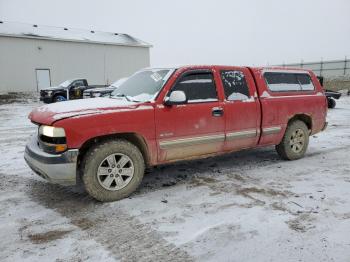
[111,93,146,102]
[113,93,132,101]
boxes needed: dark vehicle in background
[325,90,341,108]
[317,76,341,108]
[83,78,127,99]
[40,79,107,103]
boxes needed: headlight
[39,125,65,137]
[46,91,53,96]
[38,125,67,153]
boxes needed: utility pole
[344,56,347,76]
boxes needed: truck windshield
[109,78,127,89]
[59,80,73,88]
[110,69,174,102]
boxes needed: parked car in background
[40,79,107,103]
[25,66,327,202]
[83,78,127,99]
[317,76,341,108]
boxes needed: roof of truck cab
[252,66,308,70]
[166,65,309,70]
[147,65,312,74]
[0,21,151,47]
[249,66,312,72]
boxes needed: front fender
[53,105,157,163]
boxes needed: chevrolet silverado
[25,66,328,202]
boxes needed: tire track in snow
[26,179,193,262]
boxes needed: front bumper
[40,96,52,103]
[24,137,79,185]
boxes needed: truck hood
[29,97,141,125]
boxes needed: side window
[73,80,85,87]
[171,72,218,103]
[264,73,300,91]
[221,70,250,100]
[264,72,315,92]
[296,74,315,91]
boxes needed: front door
[36,69,51,91]
[155,70,225,162]
[69,80,86,99]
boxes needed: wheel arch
[276,116,311,160]
[53,92,67,101]
[287,114,312,132]
[77,132,151,182]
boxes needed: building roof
[0,21,151,48]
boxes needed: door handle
[212,107,224,117]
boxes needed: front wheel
[276,120,309,160]
[53,95,67,103]
[82,139,145,202]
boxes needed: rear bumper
[24,137,78,185]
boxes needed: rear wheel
[328,98,336,109]
[82,139,145,202]
[276,120,309,160]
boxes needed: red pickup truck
[25,65,328,202]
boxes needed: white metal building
[0,21,151,92]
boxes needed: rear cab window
[264,72,315,92]
[220,70,251,101]
[169,71,218,103]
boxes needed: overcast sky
[1,0,349,66]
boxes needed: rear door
[155,69,225,162]
[218,67,261,151]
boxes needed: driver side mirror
[164,90,187,106]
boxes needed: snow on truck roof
[152,65,310,73]
[0,21,151,47]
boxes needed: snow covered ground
[0,96,350,261]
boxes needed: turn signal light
[55,144,67,153]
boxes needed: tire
[275,120,309,160]
[53,95,67,103]
[328,98,336,109]
[82,139,145,202]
